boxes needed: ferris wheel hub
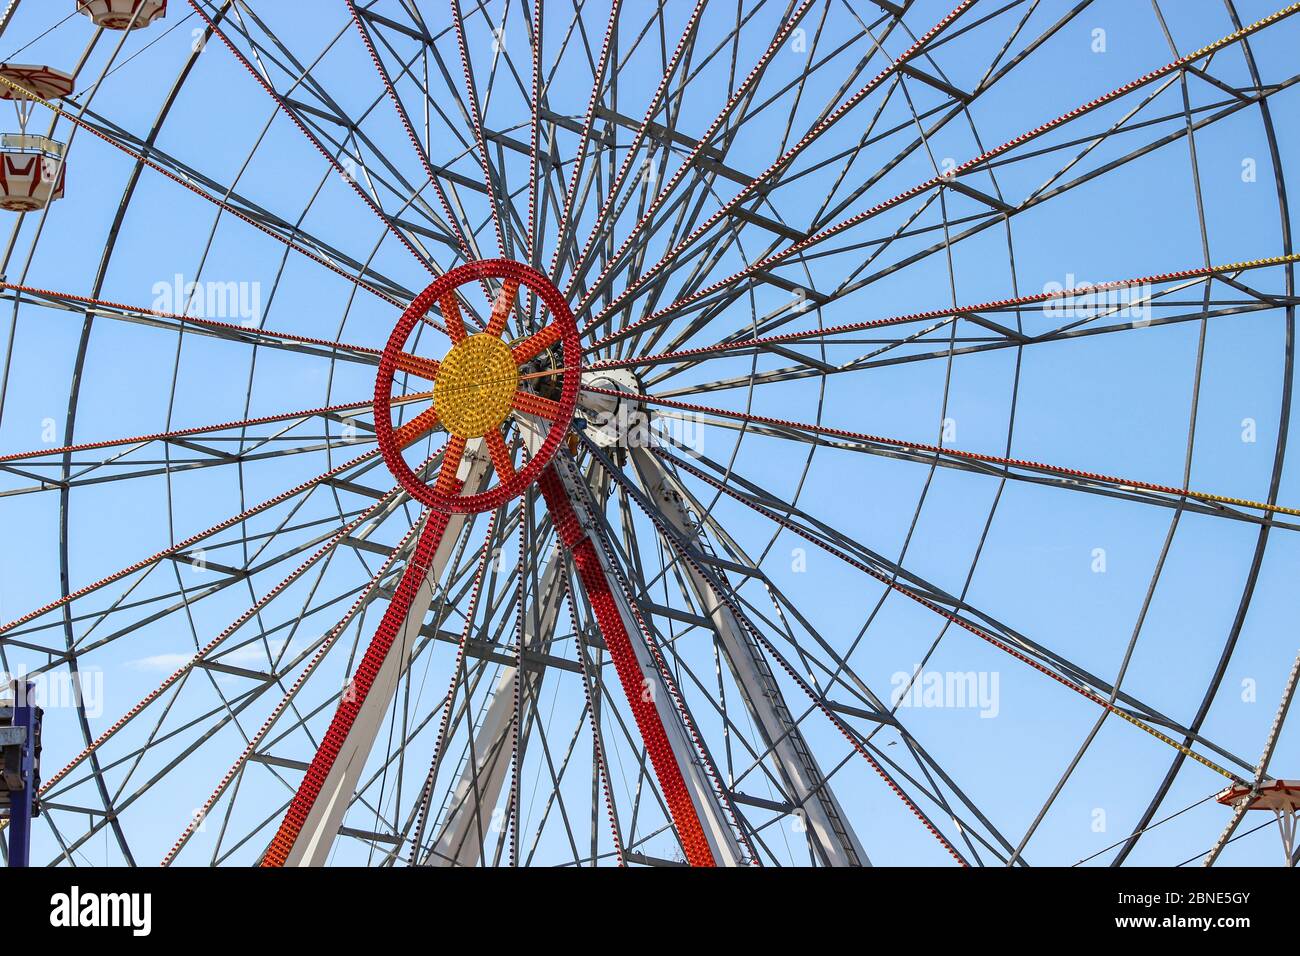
[373,259,583,514]
[580,367,648,449]
[433,333,519,438]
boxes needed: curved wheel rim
[373,258,583,514]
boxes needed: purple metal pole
[7,679,36,867]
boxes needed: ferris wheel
[0,0,1297,868]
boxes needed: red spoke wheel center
[374,259,583,513]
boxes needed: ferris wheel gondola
[76,0,166,32]
[0,63,71,212]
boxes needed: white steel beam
[423,543,568,866]
[548,453,751,866]
[281,440,492,866]
[629,446,868,866]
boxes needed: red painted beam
[537,464,716,866]
[262,511,451,867]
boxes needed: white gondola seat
[0,135,66,212]
[0,65,74,212]
[77,0,167,31]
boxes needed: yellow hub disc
[433,333,518,438]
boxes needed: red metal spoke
[188,1,437,277]
[581,2,1299,340]
[586,253,1300,355]
[582,386,1300,520]
[559,572,625,864]
[393,406,441,448]
[574,0,975,323]
[511,322,562,365]
[537,465,716,866]
[0,448,384,637]
[486,428,515,482]
[511,389,565,421]
[393,350,442,381]
[262,510,457,867]
[440,292,467,344]
[435,435,468,495]
[486,277,519,337]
